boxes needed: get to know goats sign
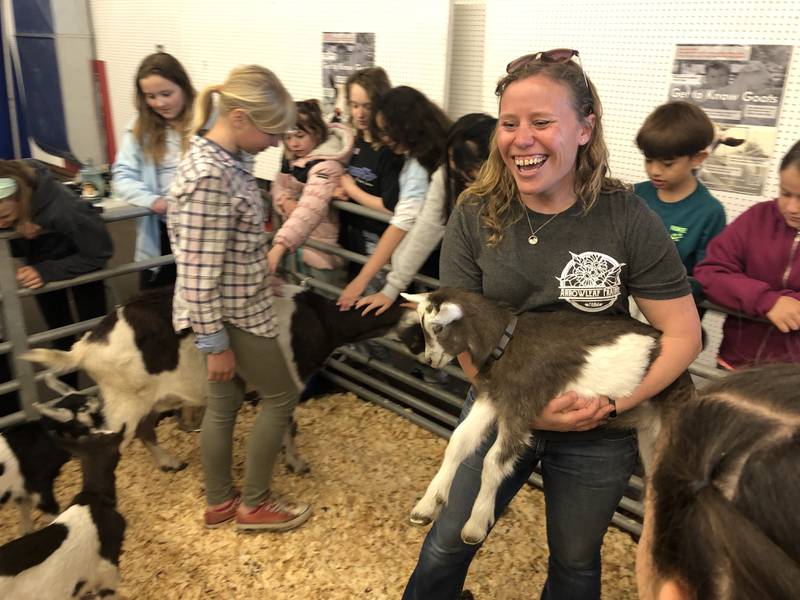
[667,44,793,196]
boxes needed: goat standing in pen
[22,285,416,475]
[402,288,694,545]
[0,421,125,600]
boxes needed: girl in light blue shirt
[112,51,195,289]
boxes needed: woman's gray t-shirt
[441,189,690,314]
[440,189,691,440]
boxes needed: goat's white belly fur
[557,333,657,399]
[0,505,111,599]
[0,437,26,500]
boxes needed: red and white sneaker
[204,492,241,528]
[235,492,311,531]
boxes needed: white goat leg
[461,424,525,545]
[410,397,496,526]
[93,559,120,598]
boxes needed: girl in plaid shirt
[168,65,311,531]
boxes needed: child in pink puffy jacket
[267,99,354,286]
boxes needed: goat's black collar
[481,315,518,368]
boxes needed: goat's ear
[43,372,77,397]
[400,292,427,305]
[430,302,463,327]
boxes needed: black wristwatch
[607,398,617,420]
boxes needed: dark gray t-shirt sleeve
[440,201,484,293]
[621,195,691,300]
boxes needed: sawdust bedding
[0,393,639,599]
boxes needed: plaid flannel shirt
[168,136,277,348]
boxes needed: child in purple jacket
[694,141,800,368]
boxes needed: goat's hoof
[409,513,433,526]
[460,522,487,545]
[286,461,311,475]
[160,461,188,472]
[460,532,486,546]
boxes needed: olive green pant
[201,324,299,507]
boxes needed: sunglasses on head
[506,48,589,91]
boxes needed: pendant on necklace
[528,235,539,245]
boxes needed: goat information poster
[668,44,793,195]
[322,32,376,122]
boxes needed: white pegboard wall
[89,0,452,180]
[448,1,486,120]
[482,0,800,221]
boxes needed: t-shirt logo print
[556,251,625,312]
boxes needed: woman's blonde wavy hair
[193,65,295,136]
[465,59,626,246]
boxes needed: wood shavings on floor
[0,393,639,599]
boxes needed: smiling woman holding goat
[401,49,701,600]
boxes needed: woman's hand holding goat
[531,392,616,432]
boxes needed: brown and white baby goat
[401,288,694,545]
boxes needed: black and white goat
[0,421,125,600]
[401,288,694,545]
[22,285,417,473]
[0,420,70,535]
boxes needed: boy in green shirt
[634,101,726,306]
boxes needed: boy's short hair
[635,101,715,159]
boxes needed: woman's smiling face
[496,74,593,208]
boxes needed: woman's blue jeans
[402,390,638,600]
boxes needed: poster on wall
[668,44,793,196]
[322,32,376,122]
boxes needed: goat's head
[51,425,125,460]
[33,373,107,439]
[400,291,468,368]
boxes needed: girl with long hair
[168,65,310,532]
[112,51,195,289]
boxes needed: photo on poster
[322,32,375,122]
[667,44,793,195]
[700,125,775,196]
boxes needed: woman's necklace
[519,198,565,245]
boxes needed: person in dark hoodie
[0,159,113,394]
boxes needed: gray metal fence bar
[326,357,459,427]
[27,316,106,345]
[331,199,392,223]
[336,345,465,411]
[321,369,453,440]
[6,255,174,300]
[0,238,37,419]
